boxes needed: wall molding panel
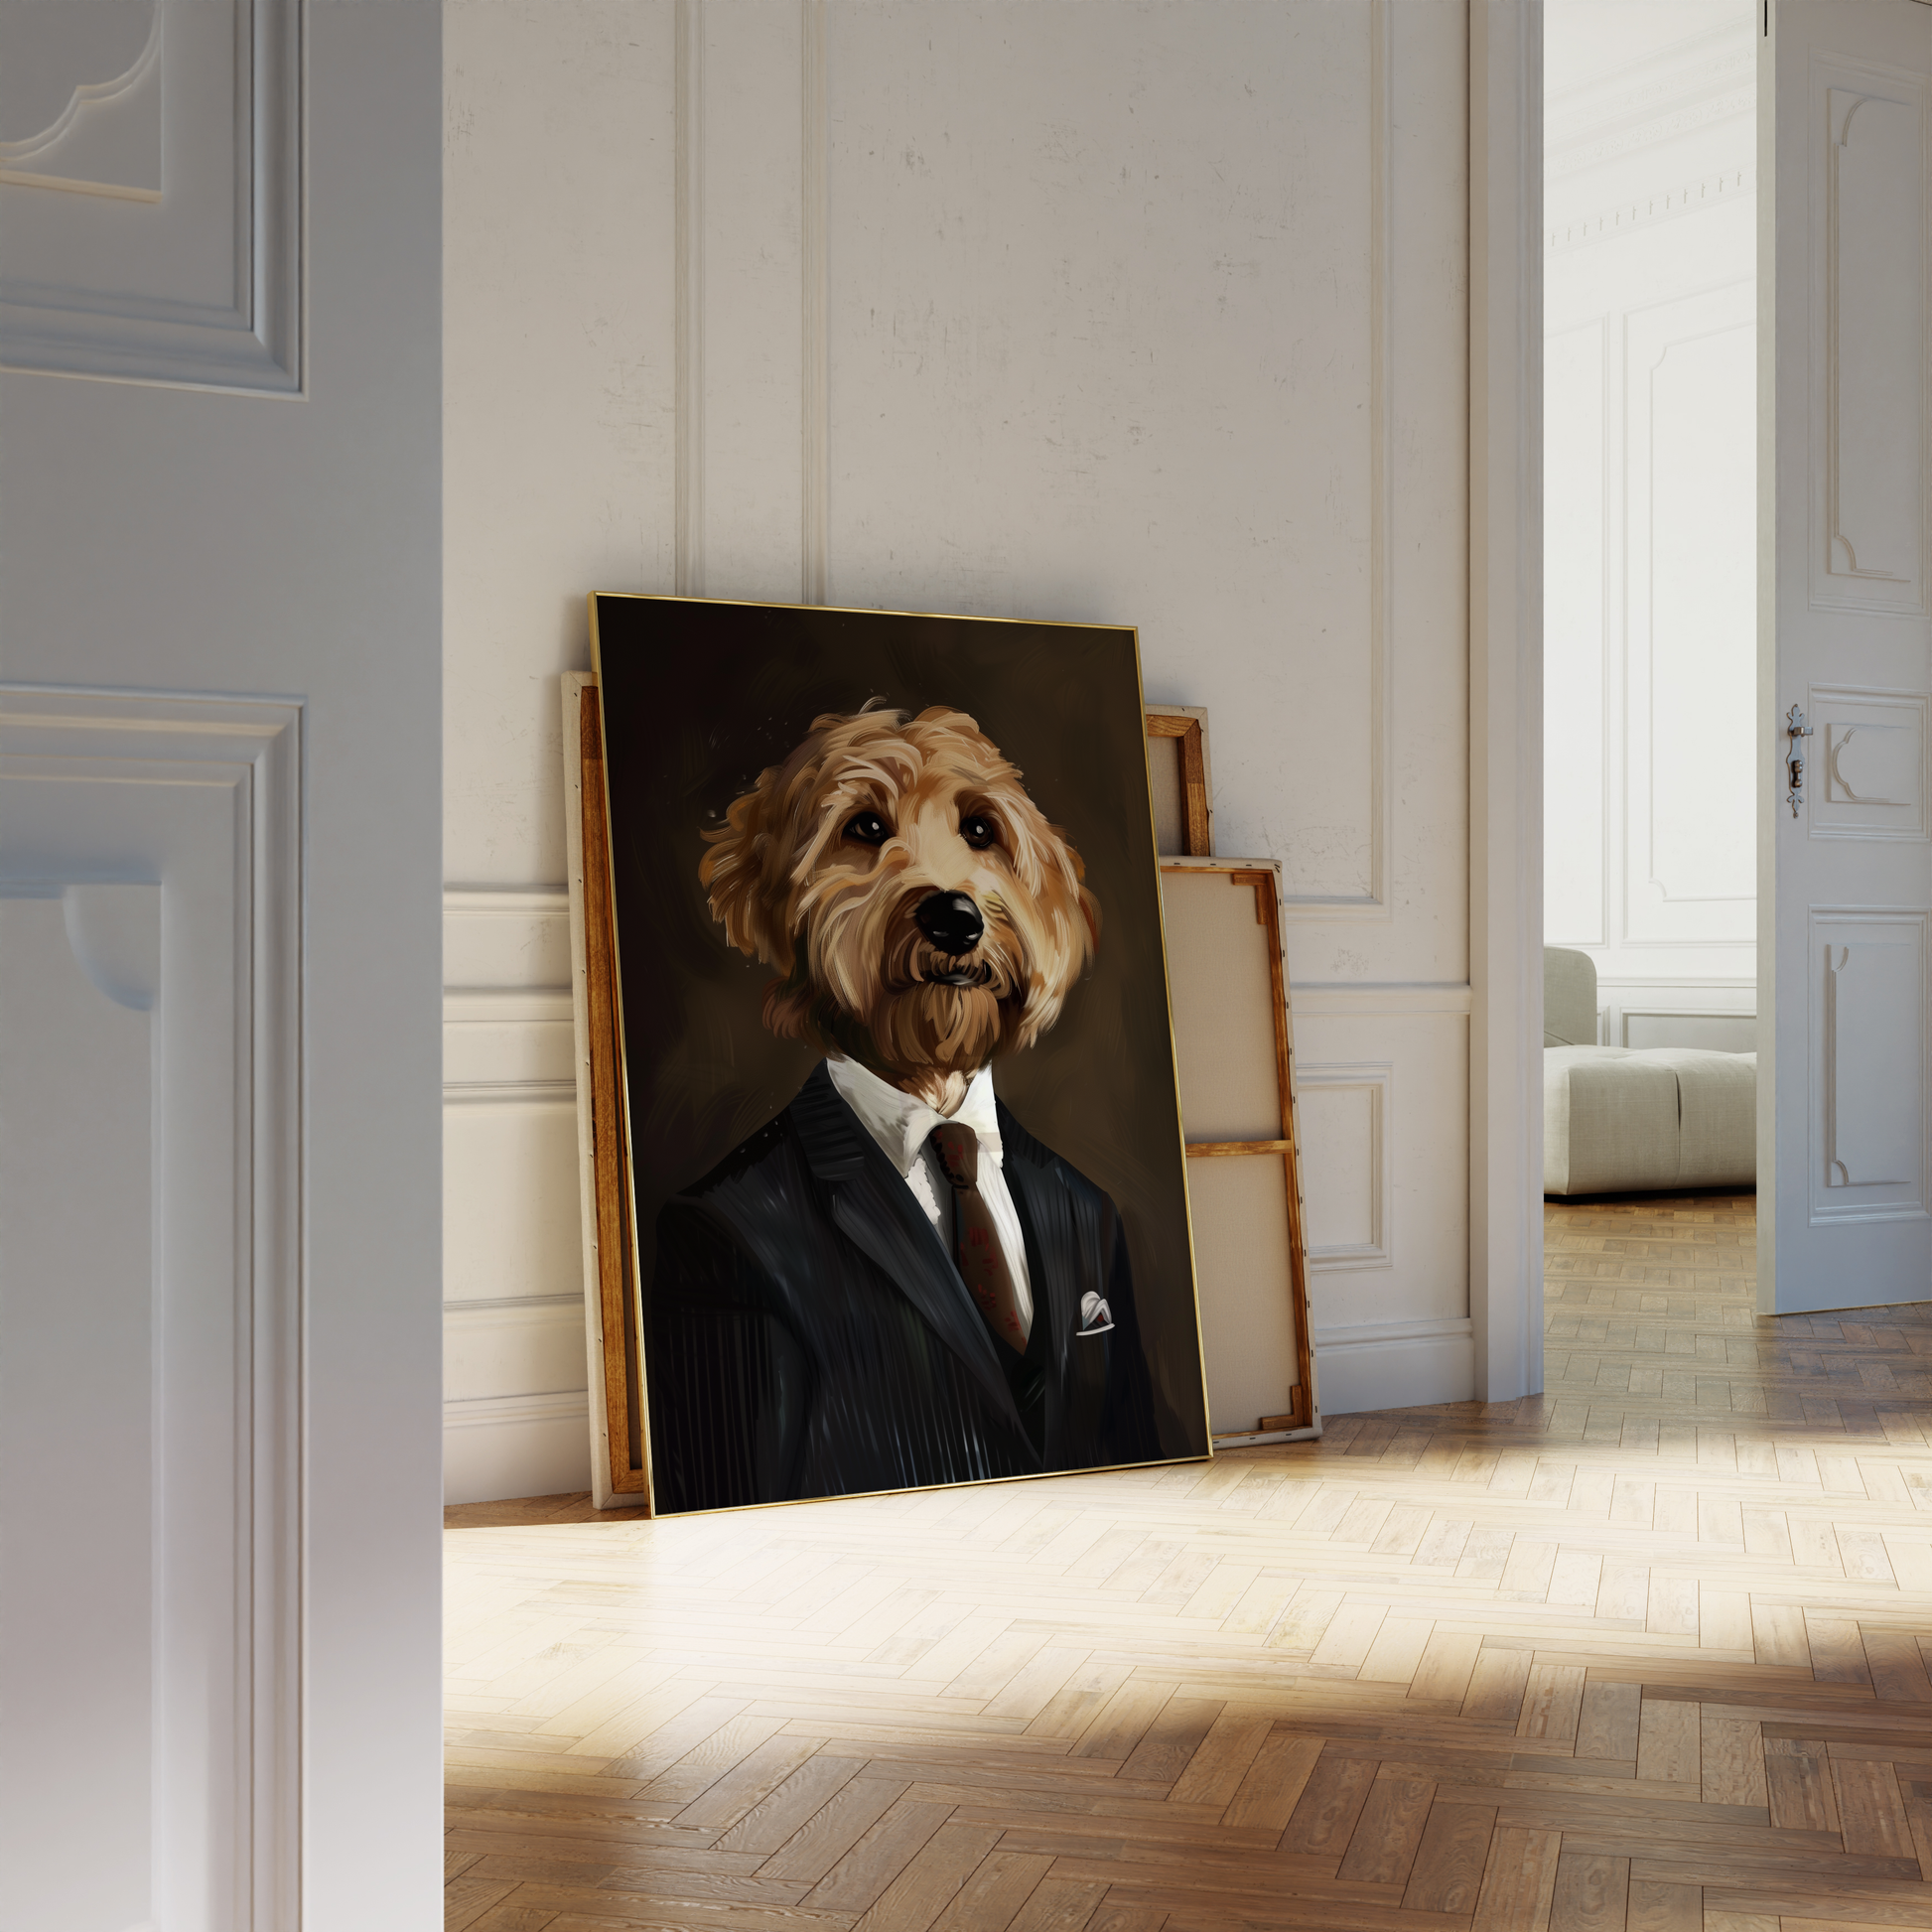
[1293,1002,1467,1407]
[1283,0,1396,923]
[1297,1060,1395,1272]
[1587,975,1756,1052]
[443,886,591,1505]
[0,0,302,391]
[1624,282,1756,939]
[1617,1008,1755,1051]
[0,684,301,1926]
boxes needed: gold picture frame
[567,598,1226,1515]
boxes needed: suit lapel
[790,1063,1030,1444]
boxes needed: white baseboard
[443,1392,593,1506]
[1313,1315,1475,1414]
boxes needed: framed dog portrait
[575,594,1212,1515]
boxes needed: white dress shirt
[824,1054,1035,1335]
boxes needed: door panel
[1764,0,1932,1311]
[0,1,443,1922]
[0,892,158,1932]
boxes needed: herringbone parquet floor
[445,1195,1932,1932]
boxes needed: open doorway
[1541,0,1761,1202]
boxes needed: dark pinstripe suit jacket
[646,1061,1162,1513]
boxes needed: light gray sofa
[1543,947,1756,1196]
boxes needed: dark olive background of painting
[591,594,1210,1471]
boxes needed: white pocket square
[1076,1292,1115,1336]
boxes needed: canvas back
[1159,859,1316,1438]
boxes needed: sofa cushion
[1545,1047,1681,1195]
[1544,1046,1756,1196]
[1646,1049,1756,1188]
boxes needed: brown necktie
[927,1122,1030,1354]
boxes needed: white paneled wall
[444,0,1479,1499]
[1543,0,1758,1046]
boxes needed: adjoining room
[1542,0,1760,1207]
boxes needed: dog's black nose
[915,892,984,955]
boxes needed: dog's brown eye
[960,815,997,851]
[844,810,891,847]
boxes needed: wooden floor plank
[1626,1877,1700,1932]
[758,1778,913,1885]
[1551,1854,1632,1932]
[800,1796,957,1913]
[1404,1804,1500,1913]
[849,1818,1003,1932]
[713,1754,867,1856]
[1335,1768,1436,1884]
[1833,1760,1917,1863]
[1280,1752,1379,1858]
[1577,1683,1643,1763]
[1166,1710,1272,1810]
[925,1850,1053,1932]
[1220,1730,1324,1834]
[1471,1825,1564,1932]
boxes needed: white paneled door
[0,1,443,1925]
[1763,0,1932,1311]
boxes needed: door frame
[1470,0,1547,1403]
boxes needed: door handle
[1785,705,1814,816]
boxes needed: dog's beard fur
[700,705,1097,1105]
[778,881,1037,1083]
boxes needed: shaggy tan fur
[701,705,1098,1107]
